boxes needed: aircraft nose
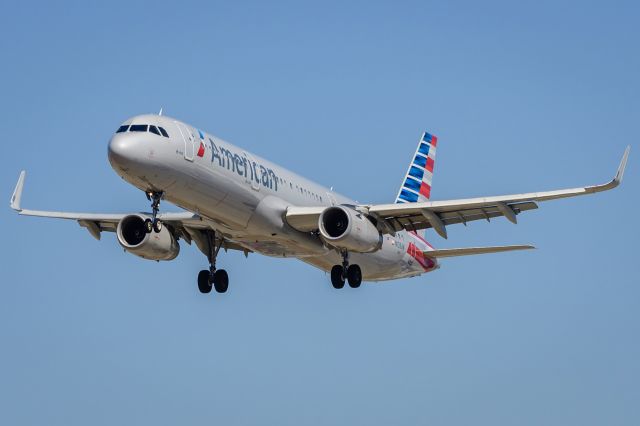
[108,136,137,169]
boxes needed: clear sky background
[0,1,638,425]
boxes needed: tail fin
[395,131,438,203]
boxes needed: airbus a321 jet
[10,114,630,294]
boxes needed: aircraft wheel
[213,269,229,293]
[331,265,345,289]
[347,264,362,288]
[153,220,163,233]
[198,270,212,294]
[144,218,153,233]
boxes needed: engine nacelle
[318,206,382,253]
[116,214,180,261]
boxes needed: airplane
[10,113,630,294]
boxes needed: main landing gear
[197,231,230,294]
[144,190,164,233]
[330,251,362,289]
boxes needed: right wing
[285,146,630,238]
[367,146,629,238]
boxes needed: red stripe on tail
[419,182,431,198]
[426,157,435,173]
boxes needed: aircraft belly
[298,242,414,281]
[353,250,411,281]
[237,238,325,258]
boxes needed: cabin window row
[295,184,323,202]
[271,176,322,202]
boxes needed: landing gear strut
[197,231,229,294]
[144,190,164,233]
[330,251,362,289]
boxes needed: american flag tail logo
[395,131,438,204]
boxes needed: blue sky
[0,1,638,424]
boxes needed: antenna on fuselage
[158,107,163,116]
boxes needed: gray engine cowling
[318,206,382,253]
[116,214,180,261]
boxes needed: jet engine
[318,206,382,253]
[116,214,180,261]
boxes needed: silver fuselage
[108,114,437,281]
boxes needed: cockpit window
[116,123,169,137]
[129,124,148,132]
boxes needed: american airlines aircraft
[10,114,630,294]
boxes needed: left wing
[10,170,252,255]
[286,146,630,238]
[11,170,209,241]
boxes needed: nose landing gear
[330,251,362,289]
[197,231,230,294]
[144,191,164,233]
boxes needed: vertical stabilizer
[395,131,438,203]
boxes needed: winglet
[586,146,631,194]
[614,146,630,185]
[10,171,26,211]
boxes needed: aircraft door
[175,122,195,161]
[326,192,337,206]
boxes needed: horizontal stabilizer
[423,244,535,258]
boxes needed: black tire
[144,218,153,233]
[153,220,163,233]
[347,264,362,288]
[213,269,229,293]
[198,270,212,294]
[330,265,345,289]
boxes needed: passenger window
[116,125,129,133]
[149,125,161,136]
[130,124,148,132]
[158,127,169,137]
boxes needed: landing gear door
[243,152,261,191]
[175,122,195,161]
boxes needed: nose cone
[108,135,137,170]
